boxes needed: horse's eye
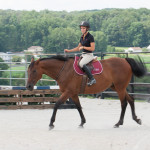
[33,70,36,73]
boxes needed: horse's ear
[36,58,40,64]
[31,57,34,63]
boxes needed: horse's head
[26,57,42,91]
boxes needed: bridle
[55,60,67,81]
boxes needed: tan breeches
[79,53,94,68]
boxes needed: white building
[0,52,12,62]
[147,45,150,51]
[24,46,44,54]
[124,47,142,53]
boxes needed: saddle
[73,56,103,75]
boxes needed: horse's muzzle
[26,83,34,91]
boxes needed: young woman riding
[64,21,96,86]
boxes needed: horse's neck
[40,59,65,80]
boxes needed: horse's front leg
[49,91,69,129]
[71,95,86,127]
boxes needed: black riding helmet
[79,21,90,29]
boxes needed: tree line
[0,8,150,53]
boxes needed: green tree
[1,8,150,53]
[12,56,22,63]
[0,58,9,76]
[107,45,115,52]
[44,27,80,53]
[91,31,108,52]
[128,22,148,47]
[0,57,9,85]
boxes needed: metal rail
[0,52,150,100]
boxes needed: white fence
[0,53,57,86]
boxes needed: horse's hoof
[114,124,119,128]
[137,119,142,125]
[78,125,84,128]
[49,125,55,130]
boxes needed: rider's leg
[82,64,96,86]
[79,53,96,86]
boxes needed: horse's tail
[125,56,147,78]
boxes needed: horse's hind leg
[114,89,128,128]
[71,95,86,127]
[126,93,142,125]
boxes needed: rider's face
[80,26,87,35]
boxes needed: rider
[64,21,96,86]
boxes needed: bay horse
[26,55,147,129]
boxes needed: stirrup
[87,78,96,86]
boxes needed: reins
[55,60,67,81]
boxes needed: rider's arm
[64,43,82,52]
[82,42,95,52]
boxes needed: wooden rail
[101,91,150,99]
[101,82,150,100]
[0,89,75,110]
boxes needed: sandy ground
[0,98,150,150]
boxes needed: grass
[102,53,150,71]
[115,47,128,51]
[7,53,150,69]
[11,66,26,71]
[4,52,150,83]
[7,53,150,73]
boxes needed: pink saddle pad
[73,56,103,75]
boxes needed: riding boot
[82,64,96,86]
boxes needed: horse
[26,55,147,129]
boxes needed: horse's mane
[40,55,74,62]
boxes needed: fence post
[101,93,105,99]
[9,55,12,86]
[100,52,105,98]
[130,75,134,93]
[101,52,104,60]
[25,55,28,86]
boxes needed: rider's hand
[79,46,84,51]
[64,49,70,53]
